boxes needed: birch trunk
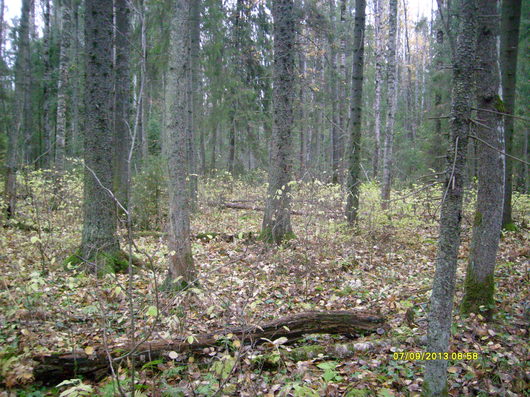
[345,0,366,225]
[461,0,504,316]
[380,0,398,208]
[262,0,295,244]
[164,0,195,286]
[423,1,476,394]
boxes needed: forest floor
[0,168,529,396]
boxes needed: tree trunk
[33,310,385,383]
[164,0,195,286]
[500,0,522,228]
[423,1,476,394]
[372,0,384,179]
[139,0,149,162]
[345,0,366,225]
[42,0,52,169]
[81,0,120,274]
[328,0,339,184]
[113,0,132,206]
[380,0,398,208]
[69,0,82,157]
[5,0,31,218]
[55,0,72,172]
[461,0,505,316]
[262,0,295,244]
[188,0,200,207]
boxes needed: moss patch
[64,249,142,275]
[502,222,518,232]
[461,263,495,317]
[259,227,296,245]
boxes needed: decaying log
[223,202,305,216]
[33,310,385,383]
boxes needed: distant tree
[500,0,522,229]
[164,0,195,286]
[423,0,477,394]
[262,0,295,243]
[345,0,366,224]
[5,0,31,218]
[380,0,397,208]
[372,0,384,178]
[461,0,505,316]
[55,0,72,172]
[81,0,120,273]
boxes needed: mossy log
[32,310,385,383]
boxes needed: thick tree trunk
[262,0,295,243]
[372,0,384,179]
[423,1,476,394]
[69,1,81,157]
[33,310,385,383]
[164,0,195,286]
[345,0,366,225]
[188,0,200,206]
[500,0,522,228]
[461,0,504,316]
[81,0,120,273]
[380,0,398,209]
[113,0,132,206]
[55,0,72,172]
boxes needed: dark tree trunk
[345,0,366,224]
[423,0,477,394]
[81,0,120,273]
[500,0,522,228]
[262,0,295,243]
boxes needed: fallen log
[223,202,305,216]
[33,310,384,383]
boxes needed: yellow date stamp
[392,352,479,361]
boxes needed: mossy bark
[461,264,495,316]
[64,249,141,275]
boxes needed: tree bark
[55,0,72,172]
[461,0,504,316]
[345,0,366,225]
[33,310,385,383]
[81,0,120,273]
[372,0,384,179]
[500,0,522,228]
[164,0,195,286]
[262,0,295,243]
[113,0,132,206]
[42,0,52,169]
[328,0,340,184]
[423,1,476,394]
[380,0,398,208]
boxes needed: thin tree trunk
[42,0,52,168]
[423,0,476,394]
[188,0,200,206]
[81,0,120,273]
[298,48,305,178]
[500,0,522,228]
[345,0,366,224]
[338,0,347,173]
[380,0,398,208]
[262,0,295,244]
[139,0,148,162]
[328,0,339,184]
[55,0,72,172]
[372,0,384,179]
[69,0,81,157]
[164,0,195,286]
[461,0,504,317]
